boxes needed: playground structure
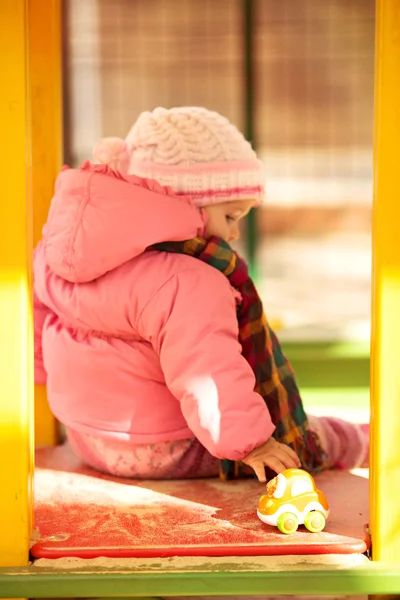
[1,0,400,597]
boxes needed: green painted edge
[1,564,400,597]
[301,388,369,410]
[283,340,370,394]
[282,340,370,359]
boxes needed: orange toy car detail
[257,468,330,534]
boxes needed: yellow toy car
[257,468,330,534]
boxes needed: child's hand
[242,438,301,482]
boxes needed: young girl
[34,107,368,482]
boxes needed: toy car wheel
[304,510,326,533]
[277,512,298,534]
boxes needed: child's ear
[197,207,209,237]
[93,137,131,173]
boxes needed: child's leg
[307,415,369,469]
[66,415,369,482]
[66,428,219,479]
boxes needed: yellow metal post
[29,0,62,446]
[0,0,34,566]
[370,0,400,562]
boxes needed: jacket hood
[42,161,205,283]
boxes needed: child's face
[203,199,254,243]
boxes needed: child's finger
[281,454,300,470]
[264,456,287,475]
[280,445,301,468]
[251,461,267,482]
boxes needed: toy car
[257,468,329,534]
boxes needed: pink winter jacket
[34,162,275,461]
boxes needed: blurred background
[62,0,373,421]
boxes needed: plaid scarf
[154,236,325,480]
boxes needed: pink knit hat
[93,107,265,207]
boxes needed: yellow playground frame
[1,0,400,597]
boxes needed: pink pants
[67,415,369,480]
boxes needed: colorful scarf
[154,236,325,480]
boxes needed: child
[34,107,369,482]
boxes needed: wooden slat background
[63,0,374,233]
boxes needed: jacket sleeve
[34,289,52,385]
[138,267,275,461]
[33,243,53,386]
